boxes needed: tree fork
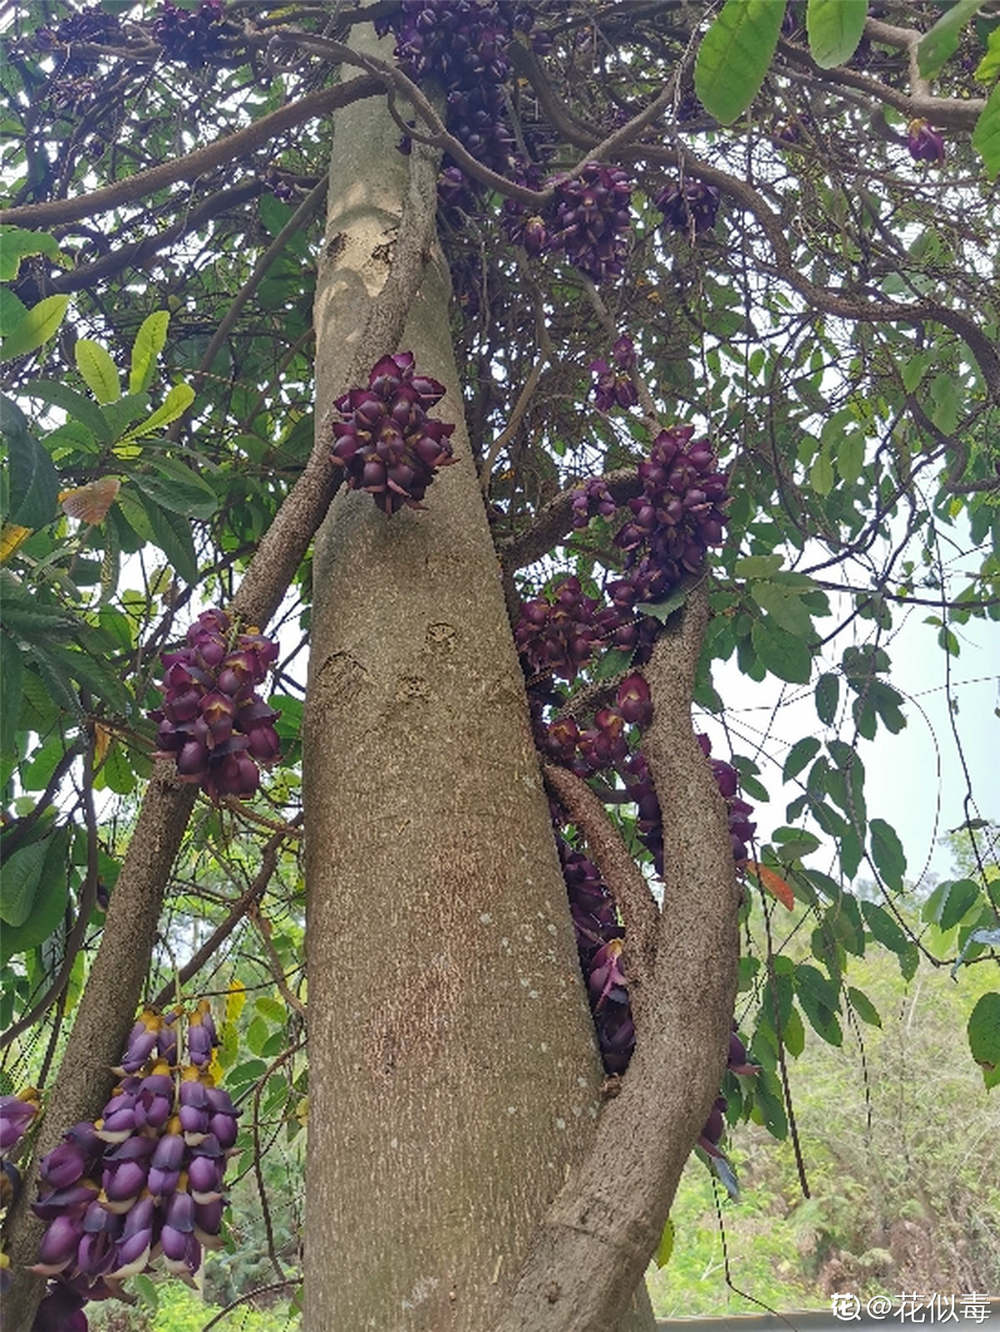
[302,25,656,1332]
[493,591,741,1332]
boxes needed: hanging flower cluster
[150,609,280,800]
[612,425,728,615]
[503,162,635,284]
[34,5,122,74]
[1,1090,40,1295]
[546,163,633,283]
[590,335,638,413]
[152,0,226,68]
[571,476,618,528]
[698,734,756,863]
[517,426,728,680]
[515,576,619,682]
[655,179,721,235]
[559,843,634,1074]
[698,1025,759,1164]
[31,1002,237,1317]
[376,1,531,215]
[331,352,457,514]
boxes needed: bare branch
[1,77,381,229]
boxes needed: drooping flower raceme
[31,1001,238,1318]
[149,608,280,800]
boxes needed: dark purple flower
[907,119,945,165]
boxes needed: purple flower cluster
[612,425,729,608]
[0,1089,38,1155]
[589,335,638,413]
[655,179,721,235]
[547,163,633,283]
[31,1003,237,1310]
[376,2,531,214]
[559,842,634,1074]
[150,609,280,800]
[35,5,122,74]
[697,734,756,863]
[906,118,945,165]
[519,431,728,678]
[515,576,619,682]
[571,476,618,527]
[331,352,456,514]
[1,1090,40,1294]
[698,1025,758,1159]
[152,0,225,68]
[507,163,635,284]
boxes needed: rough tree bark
[302,28,654,1332]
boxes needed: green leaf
[137,494,198,586]
[255,995,287,1023]
[135,456,217,520]
[847,985,881,1027]
[0,827,70,966]
[972,82,1000,179]
[734,554,784,579]
[967,992,1000,1088]
[694,0,786,125]
[939,878,981,931]
[0,838,49,927]
[974,27,1000,82]
[0,226,63,282]
[592,647,634,681]
[860,900,909,956]
[23,379,114,444]
[751,581,814,638]
[836,433,865,484]
[74,339,120,404]
[783,736,821,782]
[247,1015,270,1056]
[815,672,839,725]
[654,1216,675,1269]
[869,816,906,890]
[806,0,867,69]
[930,372,961,433]
[0,632,23,753]
[0,294,71,363]
[118,382,194,443]
[129,311,170,395]
[795,962,842,1045]
[810,450,834,495]
[2,400,61,528]
[751,618,813,684]
[636,581,693,624]
[133,1273,159,1313]
[917,0,982,78]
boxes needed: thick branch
[49,182,264,295]
[542,761,659,1014]
[494,588,739,1332]
[0,77,380,229]
[634,145,1000,402]
[499,468,642,570]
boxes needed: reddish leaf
[746,861,796,910]
[60,476,121,524]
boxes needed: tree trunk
[302,28,652,1331]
